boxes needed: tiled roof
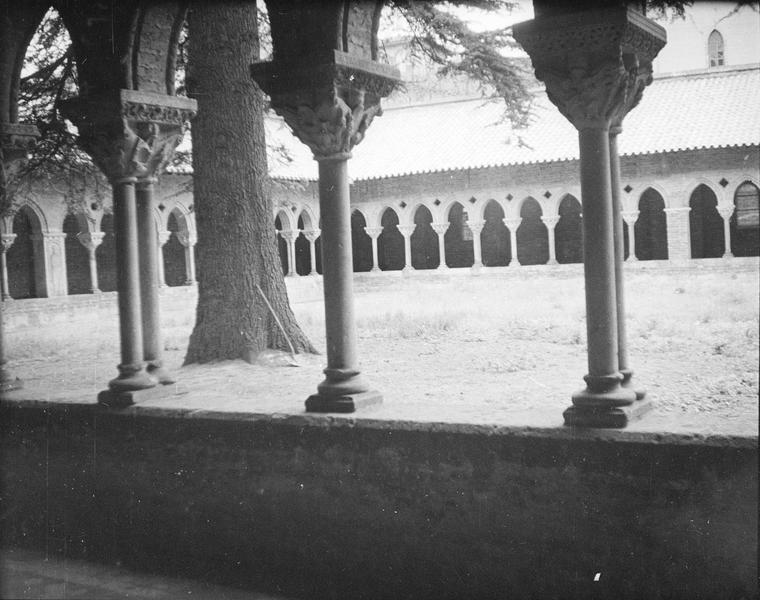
[172,65,760,181]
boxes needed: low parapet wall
[1,401,756,600]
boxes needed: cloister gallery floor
[5,261,758,438]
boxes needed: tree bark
[184,1,316,363]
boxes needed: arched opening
[708,29,725,68]
[63,214,90,294]
[411,205,439,269]
[444,202,474,268]
[555,195,582,264]
[7,207,42,299]
[481,200,510,267]
[635,188,668,260]
[96,214,116,292]
[274,215,289,275]
[517,198,549,265]
[689,184,724,258]
[378,208,404,271]
[295,214,311,275]
[351,210,373,272]
[731,181,760,257]
[164,211,187,286]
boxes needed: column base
[98,381,186,408]
[563,397,653,428]
[305,390,382,413]
[147,361,176,385]
[108,363,157,393]
[620,368,646,400]
[401,266,415,275]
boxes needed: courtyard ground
[5,260,758,437]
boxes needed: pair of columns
[278,228,320,277]
[61,90,196,405]
[514,6,667,427]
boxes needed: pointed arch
[443,201,474,268]
[378,207,404,271]
[411,205,439,269]
[63,214,91,294]
[731,181,760,257]
[7,205,44,298]
[708,29,725,68]
[351,209,372,272]
[689,184,724,259]
[635,188,668,260]
[556,194,583,264]
[481,199,510,267]
[517,197,549,265]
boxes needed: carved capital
[503,218,522,231]
[278,230,297,243]
[397,224,416,237]
[61,90,197,182]
[176,231,197,247]
[541,215,560,228]
[717,205,735,220]
[513,7,665,129]
[158,230,171,246]
[363,226,383,239]
[0,233,17,253]
[431,222,450,236]
[621,210,640,224]
[303,229,321,243]
[77,231,105,251]
[253,51,400,160]
[467,220,485,235]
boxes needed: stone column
[61,90,196,404]
[431,222,449,270]
[279,230,298,277]
[252,35,399,412]
[1,122,39,392]
[304,228,321,275]
[503,218,522,266]
[468,220,485,268]
[514,6,665,427]
[177,231,197,284]
[137,178,174,384]
[76,231,105,293]
[621,211,640,261]
[363,227,383,272]
[157,230,170,287]
[0,234,16,300]
[541,215,560,265]
[397,224,416,273]
[610,125,644,400]
[717,205,734,258]
[663,207,691,262]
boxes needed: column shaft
[370,235,380,272]
[402,232,413,271]
[577,127,624,385]
[437,233,447,268]
[610,130,642,398]
[470,222,484,267]
[184,242,196,284]
[308,157,373,408]
[1,251,10,300]
[111,179,154,392]
[308,238,318,274]
[136,180,173,384]
[87,248,99,292]
[721,209,734,257]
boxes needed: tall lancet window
[708,30,725,68]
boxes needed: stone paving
[0,548,293,599]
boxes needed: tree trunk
[184,1,316,364]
